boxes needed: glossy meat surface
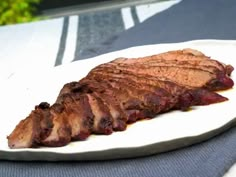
[7,49,233,148]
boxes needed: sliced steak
[91,61,233,91]
[76,80,127,131]
[57,81,129,130]
[7,102,53,148]
[58,93,93,141]
[112,49,209,64]
[7,48,233,149]
[36,102,54,141]
[112,49,234,76]
[40,103,71,147]
[81,79,154,123]
[7,111,41,149]
[57,83,113,135]
[87,69,228,107]
[86,93,113,135]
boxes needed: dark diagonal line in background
[73,15,81,61]
[54,16,69,66]
[131,6,140,25]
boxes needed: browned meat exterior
[40,103,71,147]
[110,48,234,90]
[66,81,128,131]
[112,49,210,64]
[8,102,53,148]
[7,48,234,148]
[58,83,115,134]
[8,112,41,149]
[57,93,93,141]
[113,48,233,76]
[87,93,113,134]
[86,70,228,107]
[91,61,233,91]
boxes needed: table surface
[1,0,236,177]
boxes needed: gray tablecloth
[1,0,236,177]
[76,0,236,60]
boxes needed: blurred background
[0,0,156,25]
[0,0,111,25]
[0,0,41,25]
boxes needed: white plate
[0,40,236,161]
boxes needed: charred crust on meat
[99,117,113,135]
[7,49,234,148]
[36,102,50,109]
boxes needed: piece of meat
[56,82,77,102]
[7,112,41,149]
[36,102,54,141]
[40,103,71,147]
[94,80,157,122]
[88,69,183,96]
[75,80,128,131]
[225,64,234,76]
[112,49,210,64]
[7,102,53,148]
[58,93,93,141]
[114,57,224,75]
[58,81,132,127]
[93,78,171,113]
[87,70,227,108]
[86,93,113,134]
[112,49,234,77]
[7,48,234,149]
[77,79,149,123]
[91,61,234,91]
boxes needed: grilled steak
[40,103,71,147]
[87,70,227,105]
[7,48,234,148]
[8,110,42,149]
[113,48,233,76]
[8,102,53,148]
[74,80,128,131]
[58,82,116,134]
[86,93,113,134]
[58,93,93,141]
[91,61,233,91]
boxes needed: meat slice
[112,49,209,64]
[91,61,234,91]
[82,76,190,121]
[57,82,114,134]
[114,57,226,75]
[134,60,224,75]
[7,102,53,148]
[56,82,78,102]
[104,78,171,113]
[80,78,154,123]
[7,112,41,149]
[112,48,234,77]
[57,81,127,131]
[40,103,71,147]
[58,93,93,141]
[111,49,209,66]
[86,93,113,134]
[87,69,228,107]
[75,80,128,131]
[61,79,150,124]
[88,69,183,96]
[36,102,54,141]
